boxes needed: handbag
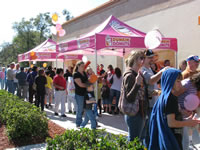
[118,71,140,116]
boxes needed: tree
[32,12,52,43]
[62,9,73,21]
[0,10,73,66]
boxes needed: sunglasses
[140,56,145,60]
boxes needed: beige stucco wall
[125,0,200,65]
[55,0,200,70]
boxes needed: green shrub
[46,128,145,150]
[0,90,48,140]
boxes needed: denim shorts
[102,98,109,105]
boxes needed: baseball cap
[186,55,199,62]
[145,49,155,57]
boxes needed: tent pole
[123,48,125,73]
[95,48,98,102]
[63,58,65,69]
[56,55,58,69]
[175,51,178,69]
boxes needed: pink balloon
[184,94,200,111]
[59,29,66,37]
[56,24,62,32]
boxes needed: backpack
[118,71,141,116]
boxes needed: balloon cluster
[30,51,37,60]
[51,13,66,37]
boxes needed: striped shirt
[178,78,197,109]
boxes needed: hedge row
[0,90,48,140]
[46,128,145,150]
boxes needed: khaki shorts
[46,87,53,97]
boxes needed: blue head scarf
[148,68,181,150]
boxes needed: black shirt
[73,72,88,96]
[101,85,110,99]
[100,69,105,75]
[49,70,55,79]
[84,91,95,110]
[64,70,72,82]
[35,76,47,94]
[165,93,183,150]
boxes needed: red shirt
[53,75,66,90]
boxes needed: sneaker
[54,112,59,116]
[49,104,52,108]
[189,141,198,150]
[45,104,49,109]
[76,125,80,128]
[61,114,67,117]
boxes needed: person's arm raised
[149,66,170,85]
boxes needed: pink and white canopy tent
[58,15,177,58]
[18,39,83,62]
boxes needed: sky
[0,0,109,46]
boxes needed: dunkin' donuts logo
[105,35,130,47]
[160,40,170,48]
[77,38,90,49]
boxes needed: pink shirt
[0,71,5,79]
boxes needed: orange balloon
[30,51,35,57]
[31,55,37,60]
[89,74,98,83]
[52,13,58,22]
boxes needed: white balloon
[144,29,162,49]
[82,56,88,63]
[50,26,57,35]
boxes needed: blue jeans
[75,94,84,127]
[80,109,96,129]
[7,80,14,94]
[94,103,98,117]
[109,89,120,107]
[0,79,5,89]
[124,113,146,141]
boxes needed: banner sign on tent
[105,35,131,47]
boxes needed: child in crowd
[80,82,97,129]
[44,71,53,108]
[67,76,76,114]
[101,78,110,113]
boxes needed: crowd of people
[0,50,200,150]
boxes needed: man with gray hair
[6,62,15,94]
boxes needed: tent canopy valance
[18,39,83,62]
[58,15,177,58]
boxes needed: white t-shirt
[141,66,159,108]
